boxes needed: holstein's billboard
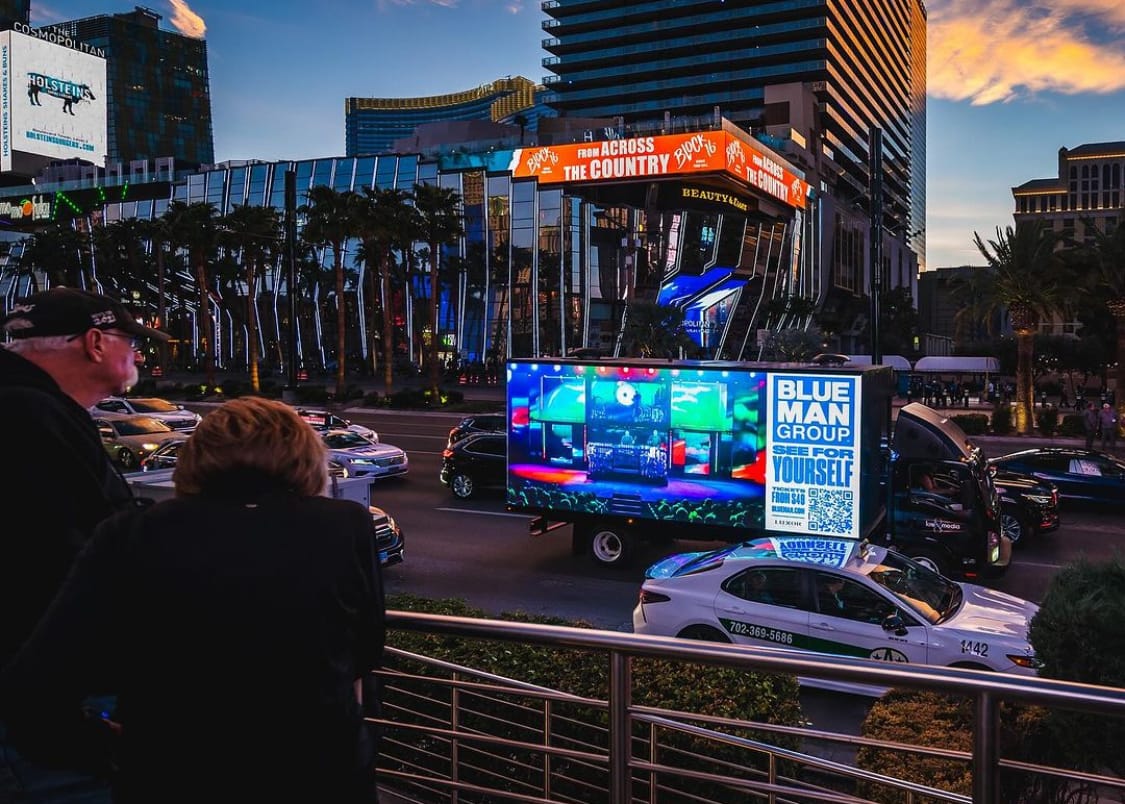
[508,129,808,210]
[0,29,107,175]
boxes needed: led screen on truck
[507,361,864,539]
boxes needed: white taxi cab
[632,536,1039,679]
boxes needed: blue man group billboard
[506,360,878,539]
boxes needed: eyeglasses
[67,330,140,350]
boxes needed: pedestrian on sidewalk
[1099,403,1118,451]
[1083,401,1099,450]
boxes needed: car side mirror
[882,613,908,637]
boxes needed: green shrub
[384,594,805,799]
[991,404,1013,435]
[360,390,381,407]
[1036,407,1059,437]
[294,384,330,405]
[950,413,989,435]
[1028,557,1125,779]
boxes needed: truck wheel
[1000,506,1030,547]
[678,625,731,643]
[904,548,950,578]
[450,473,475,499]
[590,526,632,568]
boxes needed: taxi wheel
[678,625,731,643]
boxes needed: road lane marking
[436,507,530,519]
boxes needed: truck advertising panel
[764,373,862,538]
[507,360,767,530]
[0,29,106,174]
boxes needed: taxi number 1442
[960,639,989,657]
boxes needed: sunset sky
[32,0,1125,271]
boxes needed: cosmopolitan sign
[764,373,862,537]
[509,130,808,210]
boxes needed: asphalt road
[336,409,1125,630]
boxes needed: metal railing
[375,611,1125,804]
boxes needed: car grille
[165,420,197,430]
[376,454,406,467]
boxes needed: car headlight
[1023,494,1052,505]
[385,514,399,533]
[349,458,376,465]
[140,442,160,451]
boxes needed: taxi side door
[714,567,809,651]
[807,570,929,666]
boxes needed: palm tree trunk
[1110,300,1125,440]
[156,243,167,374]
[429,244,441,398]
[1015,330,1035,435]
[335,245,347,400]
[248,258,261,393]
[382,254,394,395]
[196,261,215,388]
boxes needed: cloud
[928,0,1125,104]
[169,0,206,38]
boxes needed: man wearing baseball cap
[0,287,168,803]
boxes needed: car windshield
[111,416,174,435]
[864,551,962,625]
[323,431,371,449]
[129,398,180,413]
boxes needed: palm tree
[163,201,221,388]
[138,217,172,374]
[355,187,419,394]
[19,223,90,288]
[412,183,464,397]
[222,204,281,393]
[1076,218,1125,432]
[955,222,1066,434]
[300,186,362,400]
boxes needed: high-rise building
[44,6,213,167]
[1014,142,1125,244]
[0,0,29,30]
[540,0,927,275]
[346,77,540,156]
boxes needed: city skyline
[31,0,1125,272]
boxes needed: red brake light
[442,449,454,458]
[639,589,671,605]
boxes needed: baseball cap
[1,287,169,342]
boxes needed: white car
[321,429,407,479]
[633,536,1039,681]
[91,397,201,431]
[296,408,378,442]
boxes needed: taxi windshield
[865,551,962,625]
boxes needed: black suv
[991,468,1061,546]
[441,432,507,499]
[446,414,506,449]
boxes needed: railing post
[973,690,999,804]
[609,650,631,804]
[451,673,460,804]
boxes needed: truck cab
[881,403,1008,580]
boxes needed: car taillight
[639,589,671,605]
[442,449,454,458]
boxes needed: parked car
[441,432,507,499]
[91,396,201,431]
[94,415,188,471]
[990,468,1060,545]
[296,408,378,442]
[446,414,505,449]
[321,429,407,479]
[988,448,1125,505]
[633,536,1039,683]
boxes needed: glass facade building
[346,77,540,156]
[44,6,214,167]
[0,0,29,30]
[540,0,927,275]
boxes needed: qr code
[807,488,854,535]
